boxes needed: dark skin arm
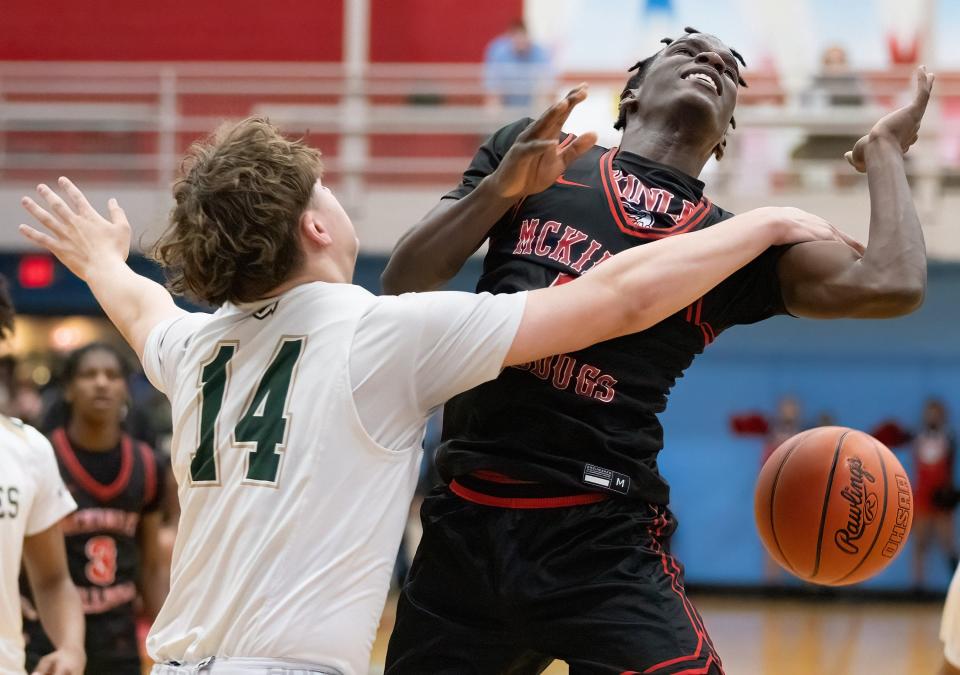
[381,85,598,294]
[779,67,934,319]
[22,523,85,675]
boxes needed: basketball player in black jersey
[22,343,170,675]
[382,28,933,674]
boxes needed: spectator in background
[792,45,867,164]
[483,19,553,109]
[874,399,959,590]
[731,395,804,465]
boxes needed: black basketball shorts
[385,486,723,675]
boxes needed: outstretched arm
[777,67,934,319]
[506,207,860,365]
[381,85,598,293]
[20,178,185,359]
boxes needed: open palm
[19,177,131,281]
[845,66,935,173]
[489,85,599,199]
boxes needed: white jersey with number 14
[141,281,525,675]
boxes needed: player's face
[311,178,359,276]
[627,34,740,147]
[66,349,128,425]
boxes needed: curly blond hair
[153,117,322,305]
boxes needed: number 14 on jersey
[190,337,306,487]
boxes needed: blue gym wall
[660,262,960,591]
[6,254,959,590]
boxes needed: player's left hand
[19,177,131,281]
[31,646,85,675]
[845,65,935,173]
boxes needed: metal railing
[1,61,957,209]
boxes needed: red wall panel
[370,0,523,62]
[0,0,343,61]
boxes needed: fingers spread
[519,85,588,141]
[36,184,76,225]
[58,176,96,217]
[559,131,598,167]
[18,224,61,253]
[516,139,558,156]
[21,196,67,235]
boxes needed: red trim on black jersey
[52,428,135,504]
[139,442,157,508]
[599,148,712,240]
[450,479,609,509]
[558,132,578,150]
[626,510,724,675]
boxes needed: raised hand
[487,84,599,199]
[845,66,935,173]
[19,177,131,281]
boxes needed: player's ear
[713,119,734,161]
[299,210,333,249]
[618,88,640,117]
[712,135,727,161]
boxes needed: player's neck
[261,257,353,298]
[67,416,121,452]
[619,118,715,178]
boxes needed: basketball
[754,427,914,586]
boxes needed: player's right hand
[19,176,131,282]
[760,206,865,254]
[31,646,85,675]
[486,84,599,200]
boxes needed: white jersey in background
[142,281,525,675]
[0,418,77,674]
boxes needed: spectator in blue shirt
[483,20,553,108]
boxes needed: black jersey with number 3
[439,119,788,504]
[21,428,160,668]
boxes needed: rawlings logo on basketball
[834,457,878,555]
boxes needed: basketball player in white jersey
[0,279,86,675]
[19,90,858,674]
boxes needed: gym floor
[368,594,945,675]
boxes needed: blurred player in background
[731,395,806,580]
[21,342,170,675]
[0,278,85,675]
[383,26,933,673]
[17,104,848,672]
[731,395,804,465]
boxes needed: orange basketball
[754,426,913,586]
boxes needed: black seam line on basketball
[768,435,808,577]
[812,430,851,579]
[833,438,890,585]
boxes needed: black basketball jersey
[21,428,160,662]
[439,119,788,504]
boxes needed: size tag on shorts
[582,463,630,494]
